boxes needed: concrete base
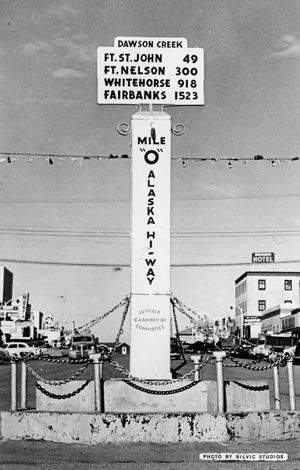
[35,379,270,413]
[0,411,299,443]
[225,380,270,412]
[36,381,95,412]
[104,379,217,413]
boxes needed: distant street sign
[252,252,275,263]
[97,37,204,105]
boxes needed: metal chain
[108,295,131,360]
[170,298,186,364]
[22,354,90,364]
[78,296,130,334]
[170,295,198,326]
[36,380,90,399]
[109,355,214,385]
[123,379,200,395]
[225,354,287,371]
[230,380,269,392]
[23,359,90,385]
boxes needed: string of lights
[0,151,298,166]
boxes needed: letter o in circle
[144,149,159,165]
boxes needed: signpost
[97,37,204,379]
[97,37,204,105]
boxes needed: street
[0,439,299,469]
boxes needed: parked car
[184,341,215,354]
[0,349,8,364]
[230,345,255,359]
[0,342,39,360]
[293,340,300,365]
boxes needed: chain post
[20,360,27,409]
[213,351,226,413]
[285,351,295,411]
[90,353,104,412]
[10,359,17,412]
[191,354,202,381]
[273,364,281,410]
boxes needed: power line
[1,192,300,204]
[1,226,300,239]
[0,257,300,267]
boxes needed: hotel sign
[252,252,275,263]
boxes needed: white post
[273,365,281,410]
[11,360,17,412]
[130,110,171,380]
[286,355,295,411]
[213,351,226,413]
[191,355,202,381]
[20,360,27,409]
[91,353,103,412]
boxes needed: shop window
[258,300,266,311]
[284,280,292,291]
[258,279,266,290]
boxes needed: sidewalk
[0,439,299,470]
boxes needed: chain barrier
[170,294,198,326]
[123,379,200,395]
[109,355,214,385]
[230,380,270,392]
[36,380,90,399]
[108,295,131,361]
[23,358,90,385]
[18,354,90,364]
[77,296,130,334]
[170,297,187,373]
[225,353,289,371]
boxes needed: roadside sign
[114,37,188,49]
[252,252,275,263]
[97,37,204,105]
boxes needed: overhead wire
[1,192,300,203]
[0,257,299,267]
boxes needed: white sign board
[131,113,171,294]
[97,37,204,105]
[130,111,171,379]
[130,294,171,379]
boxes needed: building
[99,342,130,355]
[261,304,293,335]
[0,294,45,344]
[235,271,300,339]
[214,317,237,338]
[280,307,300,338]
[0,266,13,304]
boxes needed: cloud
[54,37,96,63]
[52,68,86,79]
[13,98,78,107]
[271,35,300,58]
[47,4,80,18]
[21,41,50,55]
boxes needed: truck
[68,333,98,359]
[252,334,297,358]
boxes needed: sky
[0,0,299,342]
